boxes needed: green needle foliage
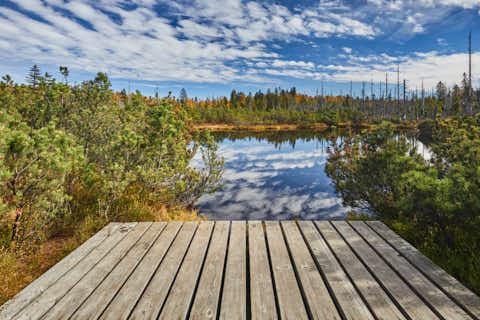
[326,119,480,294]
[0,67,223,250]
[0,117,84,245]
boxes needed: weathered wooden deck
[1,221,480,320]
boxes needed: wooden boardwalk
[1,221,480,320]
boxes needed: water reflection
[193,130,427,220]
[193,131,350,220]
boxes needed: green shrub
[326,120,480,294]
[0,119,84,246]
[0,72,224,251]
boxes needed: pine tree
[180,88,188,105]
[26,64,41,88]
[2,74,12,86]
[436,81,447,101]
[59,66,69,84]
[230,89,237,108]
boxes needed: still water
[194,131,350,220]
[194,131,430,220]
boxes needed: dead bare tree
[469,31,473,115]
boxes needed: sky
[1,0,480,98]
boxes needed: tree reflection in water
[193,130,352,220]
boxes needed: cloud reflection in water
[193,134,349,220]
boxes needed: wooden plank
[367,221,480,319]
[350,221,472,320]
[158,221,214,320]
[335,221,438,319]
[126,222,197,320]
[327,221,407,320]
[219,221,247,320]
[6,219,475,320]
[281,221,341,320]
[190,221,230,320]
[0,223,122,320]
[298,220,374,320]
[248,221,277,320]
[69,222,167,320]
[99,222,182,320]
[13,222,138,320]
[41,222,153,319]
[264,221,308,319]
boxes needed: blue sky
[1,0,480,98]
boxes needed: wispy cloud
[0,0,276,83]
[320,51,480,88]
[0,0,478,88]
[437,38,448,46]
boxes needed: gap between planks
[2,221,479,320]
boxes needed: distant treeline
[5,67,479,126]
[156,75,480,125]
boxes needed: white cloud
[412,24,424,33]
[0,0,386,84]
[364,0,479,39]
[318,51,480,88]
[264,68,327,80]
[437,38,448,46]
[271,160,319,170]
[0,0,478,86]
[435,0,480,9]
[328,14,377,38]
[368,0,480,9]
[246,48,479,90]
[271,60,316,70]
[265,150,327,160]
[0,0,277,83]
[178,20,222,39]
[308,20,338,37]
[255,62,269,68]
[182,0,246,27]
[307,15,376,38]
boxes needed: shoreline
[192,123,327,131]
[192,121,418,131]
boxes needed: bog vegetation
[184,76,479,126]
[1,65,480,303]
[0,66,223,304]
[326,120,480,295]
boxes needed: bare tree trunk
[469,31,473,115]
[11,208,22,242]
[397,65,400,120]
[403,79,407,120]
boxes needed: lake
[193,130,430,220]
[193,131,351,220]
